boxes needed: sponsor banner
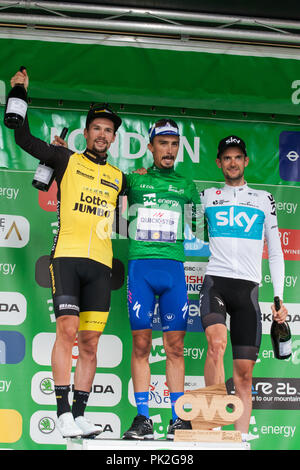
[260,302,300,335]
[279,131,300,182]
[0,292,27,325]
[247,413,299,450]
[30,410,120,444]
[31,371,122,407]
[226,377,300,410]
[184,261,207,294]
[0,105,299,450]
[38,181,58,212]
[263,228,300,261]
[2,108,300,188]
[149,337,166,364]
[0,409,22,443]
[0,214,30,248]
[0,331,25,364]
[149,336,206,363]
[184,223,210,257]
[128,374,205,409]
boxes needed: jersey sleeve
[195,188,208,242]
[119,172,127,195]
[263,192,285,299]
[113,172,129,236]
[121,172,133,195]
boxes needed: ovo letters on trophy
[174,384,244,442]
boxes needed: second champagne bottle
[32,127,68,192]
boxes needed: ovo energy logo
[149,337,166,364]
[175,391,243,424]
[0,214,30,248]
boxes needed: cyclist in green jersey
[122,119,201,440]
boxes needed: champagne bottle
[4,66,28,129]
[32,127,68,192]
[270,296,292,360]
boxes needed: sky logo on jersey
[279,131,300,182]
[206,205,264,240]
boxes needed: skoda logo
[40,377,55,395]
[38,416,55,434]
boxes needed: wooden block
[174,429,242,443]
[186,383,227,396]
[191,417,222,430]
[175,383,244,429]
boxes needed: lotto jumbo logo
[0,214,30,247]
[279,131,300,182]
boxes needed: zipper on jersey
[87,164,100,257]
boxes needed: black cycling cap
[217,135,247,158]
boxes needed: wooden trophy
[174,383,244,442]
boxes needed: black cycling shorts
[49,257,112,332]
[200,275,262,361]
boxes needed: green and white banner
[0,29,300,450]
[0,105,299,450]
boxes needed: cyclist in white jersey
[200,135,288,439]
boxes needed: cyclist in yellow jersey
[11,68,126,439]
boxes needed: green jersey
[125,164,201,262]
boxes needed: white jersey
[201,183,284,299]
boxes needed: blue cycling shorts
[127,259,189,332]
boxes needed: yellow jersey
[15,117,125,268]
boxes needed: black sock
[72,390,90,418]
[55,385,71,417]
